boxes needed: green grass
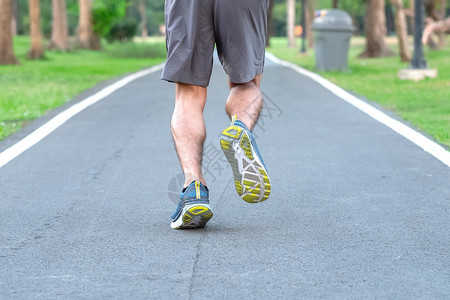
[267,37,450,148]
[0,36,166,140]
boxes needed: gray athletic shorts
[161,0,269,87]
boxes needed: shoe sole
[171,204,213,229]
[220,125,271,203]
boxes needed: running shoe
[171,180,213,229]
[219,115,271,203]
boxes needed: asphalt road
[0,55,449,299]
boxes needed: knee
[175,83,207,109]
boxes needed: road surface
[0,55,449,299]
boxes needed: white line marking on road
[0,63,165,169]
[266,52,450,168]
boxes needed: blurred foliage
[107,20,138,43]
[127,0,165,36]
[91,0,138,42]
[11,0,418,38]
[92,0,128,36]
[13,0,165,37]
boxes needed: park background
[0,0,449,146]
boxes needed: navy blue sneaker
[171,180,213,229]
[219,115,271,203]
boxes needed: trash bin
[312,9,355,71]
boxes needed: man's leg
[225,75,263,130]
[171,83,207,187]
[219,74,271,204]
[162,0,215,229]
[169,83,213,229]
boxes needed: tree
[439,0,447,20]
[0,0,18,64]
[423,0,448,49]
[425,0,439,20]
[360,0,394,57]
[390,0,411,62]
[266,0,275,46]
[77,0,100,49]
[306,0,314,48]
[137,0,147,38]
[27,0,45,59]
[11,0,17,36]
[287,0,296,47]
[51,0,69,51]
[333,0,339,8]
[423,16,450,47]
[409,0,415,33]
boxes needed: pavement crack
[85,147,125,182]
[1,209,68,258]
[188,179,230,299]
[188,230,208,300]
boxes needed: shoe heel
[182,205,213,228]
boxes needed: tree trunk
[409,0,415,33]
[27,0,44,59]
[138,0,148,38]
[11,0,17,36]
[440,0,447,19]
[51,0,69,51]
[425,0,439,20]
[360,0,394,57]
[0,0,18,64]
[287,0,296,47]
[423,16,450,47]
[390,0,411,62]
[76,0,100,49]
[266,0,275,46]
[306,0,314,48]
[423,0,447,49]
[332,0,339,9]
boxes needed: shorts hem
[228,66,265,84]
[160,73,210,87]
